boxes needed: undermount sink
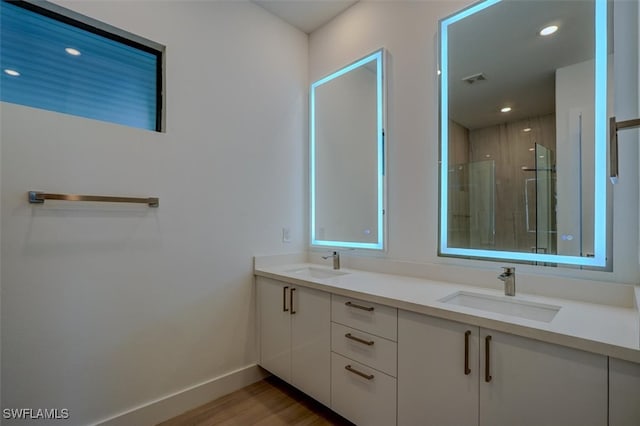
[439,291,561,323]
[286,266,349,279]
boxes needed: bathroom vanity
[255,261,640,426]
[275,0,639,423]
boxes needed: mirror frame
[310,49,386,250]
[438,0,608,267]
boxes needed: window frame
[2,0,165,132]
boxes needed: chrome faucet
[498,266,516,296]
[322,251,340,270]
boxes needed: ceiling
[448,0,595,130]
[253,0,358,34]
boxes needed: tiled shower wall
[449,114,556,252]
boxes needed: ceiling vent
[461,73,487,84]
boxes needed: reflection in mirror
[311,49,385,249]
[439,0,608,267]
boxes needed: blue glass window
[1,0,163,131]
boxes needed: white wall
[1,1,307,424]
[309,0,640,284]
[613,0,639,275]
[311,0,468,261]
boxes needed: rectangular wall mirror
[311,49,386,250]
[439,0,609,267]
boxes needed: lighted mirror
[311,49,386,250]
[439,0,609,267]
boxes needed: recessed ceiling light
[485,154,491,158]
[540,25,559,36]
[4,69,20,77]
[529,148,535,151]
[523,127,532,132]
[65,47,81,56]
[500,106,512,113]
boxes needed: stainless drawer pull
[345,364,374,380]
[485,335,492,383]
[282,286,289,312]
[345,333,375,346]
[464,330,471,375]
[345,301,375,312]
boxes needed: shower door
[535,144,556,254]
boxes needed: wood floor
[158,376,355,426]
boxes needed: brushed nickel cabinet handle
[485,335,492,383]
[28,191,159,207]
[282,286,289,312]
[345,301,374,312]
[290,288,296,315]
[464,330,471,375]
[345,333,375,346]
[345,365,374,380]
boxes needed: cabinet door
[609,357,640,426]
[398,310,479,426]
[257,277,291,382]
[480,329,607,426]
[291,286,331,406]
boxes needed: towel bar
[610,116,640,183]
[28,191,159,207]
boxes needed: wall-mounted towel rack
[610,116,640,184]
[28,191,159,207]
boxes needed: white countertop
[255,263,640,364]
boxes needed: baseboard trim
[92,364,269,426]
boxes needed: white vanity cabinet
[609,357,640,426]
[397,312,479,426]
[330,295,398,426]
[478,327,607,426]
[256,276,331,406]
[398,310,608,426]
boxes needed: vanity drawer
[331,294,397,341]
[331,352,397,426]
[331,322,397,377]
